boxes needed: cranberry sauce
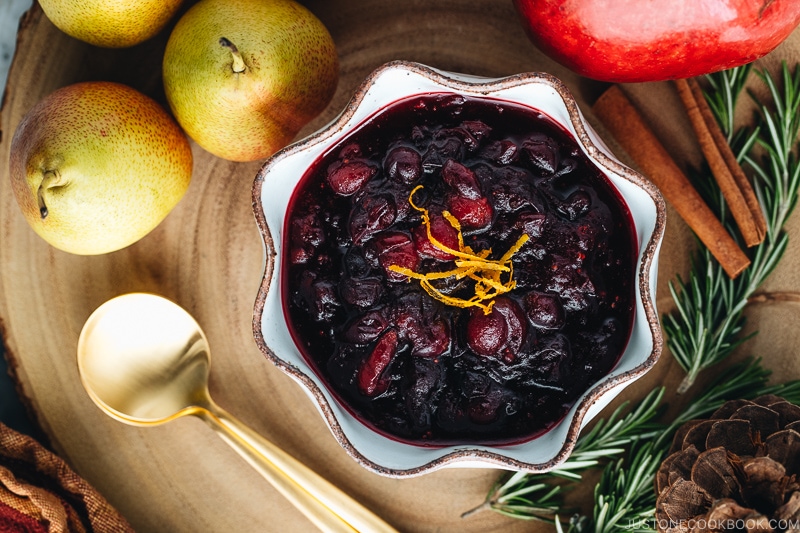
[283,93,637,446]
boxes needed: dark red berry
[466,307,508,357]
[357,329,399,396]
[327,160,377,196]
[384,146,422,184]
[466,297,526,361]
[514,211,546,240]
[396,312,451,358]
[339,277,383,308]
[558,190,592,220]
[343,309,388,344]
[547,266,596,312]
[338,143,363,159]
[422,136,463,172]
[492,297,527,360]
[291,212,325,248]
[349,194,397,244]
[442,159,481,199]
[290,246,312,265]
[369,231,420,281]
[298,273,341,323]
[461,120,492,142]
[436,127,479,152]
[481,140,518,165]
[413,318,451,357]
[468,387,506,424]
[533,334,573,383]
[523,291,565,330]
[448,195,493,229]
[405,358,442,430]
[521,133,559,175]
[412,213,460,260]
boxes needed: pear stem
[37,169,62,219]
[219,37,246,74]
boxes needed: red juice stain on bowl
[282,93,636,446]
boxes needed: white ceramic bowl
[252,61,665,477]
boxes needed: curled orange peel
[389,185,528,314]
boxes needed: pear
[8,81,193,255]
[38,0,185,48]
[162,0,339,162]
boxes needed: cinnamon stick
[674,77,766,246]
[593,85,750,279]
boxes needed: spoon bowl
[78,293,211,425]
[77,293,396,533]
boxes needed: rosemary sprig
[462,388,665,522]
[464,470,563,522]
[548,388,664,480]
[703,64,753,144]
[666,62,800,393]
[663,356,798,437]
[590,441,661,533]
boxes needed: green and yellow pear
[162,0,339,162]
[9,81,193,255]
[38,0,185,48]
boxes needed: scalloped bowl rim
[251,60,666,477]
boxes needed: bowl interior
[253,61,663,475]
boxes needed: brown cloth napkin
[0,422,133,533]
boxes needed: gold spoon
[77,292,397,533]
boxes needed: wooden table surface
[3,2,800,532]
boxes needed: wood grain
[2,2,800,532]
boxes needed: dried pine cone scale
[655,395,800,532]
[658,478,713,528]
[765,430,800,474]
[707,498,764,525]
[691,447,740,500]
[777,492,800,521]
[657,445,700,493]
[704,419,755,456]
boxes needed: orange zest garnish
[389,185,528,314]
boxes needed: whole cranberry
[448,195,493,230]
[412,213,460,260]
[327,160,377,196]
[343,309,388,344]
[523,291,565,330]
[521,133,559,176]
[368,231,420,281]
[339,277,383,308]
[384,146,422,184]
[357,329,399,397]
[442,159,482,199]
[466,308,508,357]
[466,297,527,361]
[349,194,397,244]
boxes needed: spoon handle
[201,403,398,533]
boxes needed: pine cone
[655,395,800,532]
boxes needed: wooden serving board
[3,2,800,531]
